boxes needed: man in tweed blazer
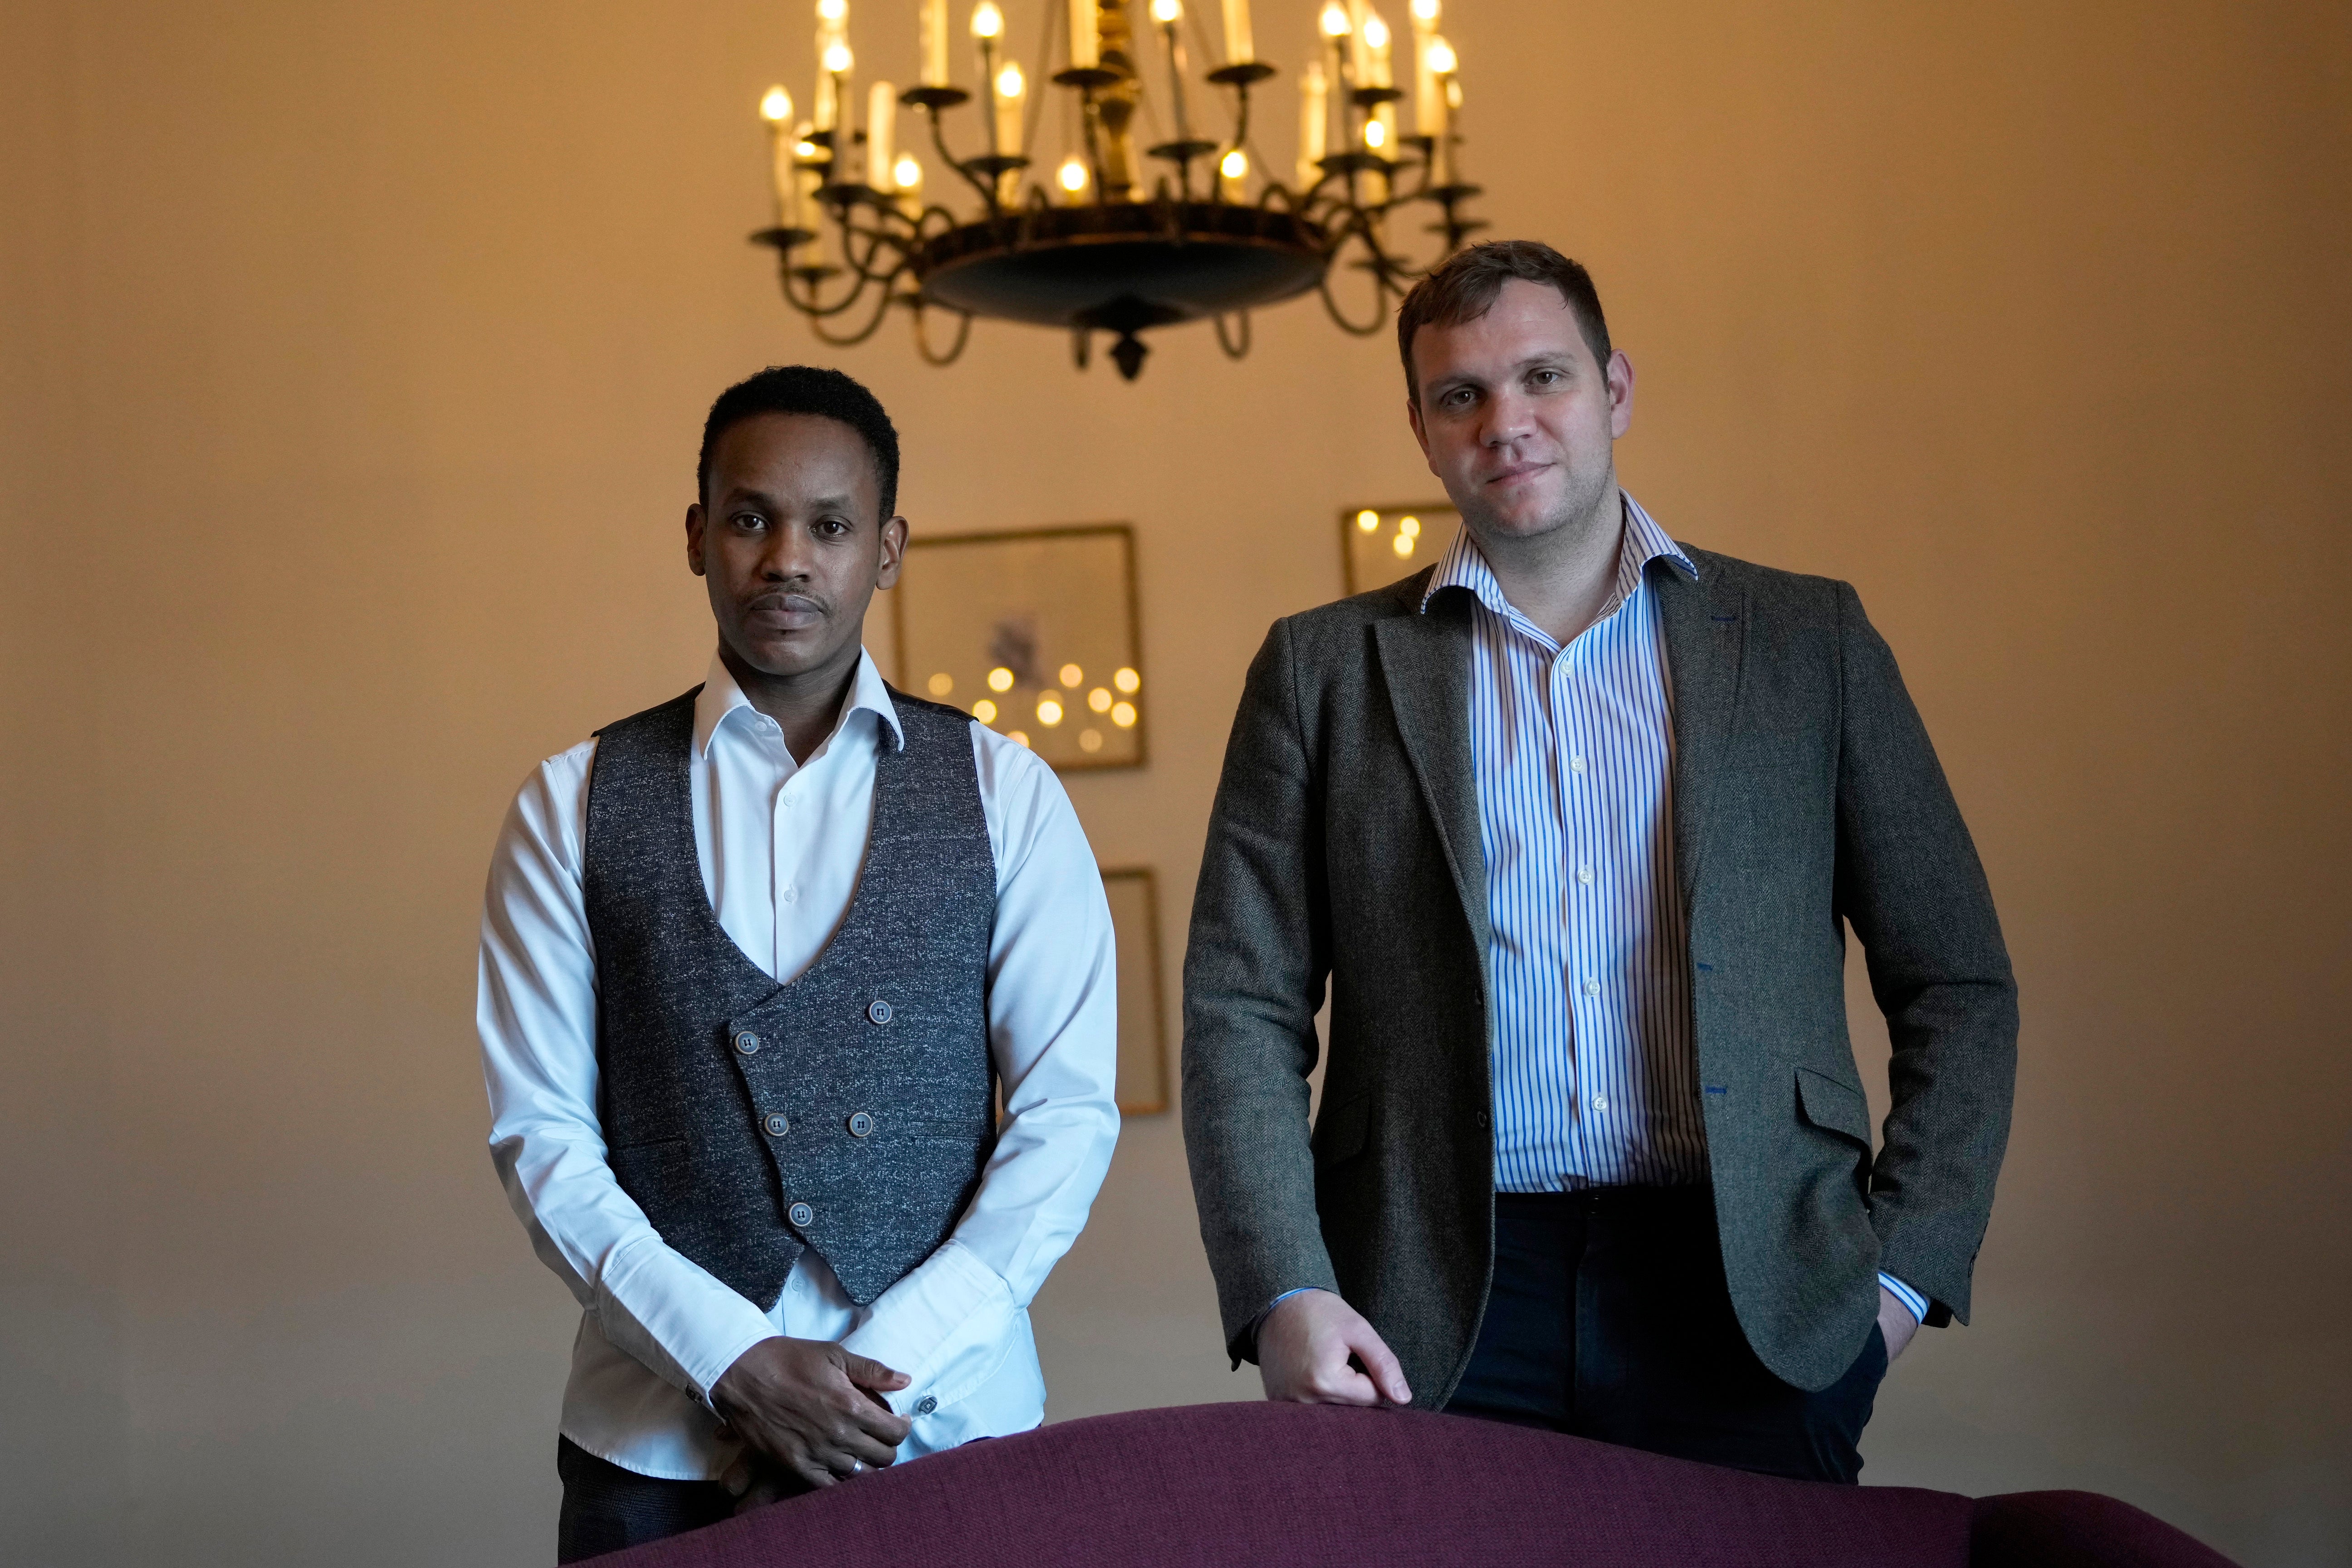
[1183,242,2017,1482]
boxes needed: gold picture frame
[1100,866,1169,1115]
[888,523,1147,773]
[1340,503,1461,596]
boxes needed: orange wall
[1,2,2344,1563]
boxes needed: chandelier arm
[1218,76,1256,171]
[801,277,900,347]
[911,302,975,366]
[782,259,884,322]
[1314,215,1398,337]
[832,211,916,285]
[925,104,1004,212]
[1213,311,1252,359]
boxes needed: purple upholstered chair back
[587,1402,2234,1568]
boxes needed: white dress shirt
[478,650,1120,1480]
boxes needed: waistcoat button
[762,1113,789,1138]
[847,1111,875,1138]
[867,1000,894,1025]
[788,1201,814,1227]
[914,1395,938,1415]
[733,1031,762,1056]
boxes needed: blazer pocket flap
[1311,1091,1372,1169]
[1795,1068,1873,1148]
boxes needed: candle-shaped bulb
[1220,147,1247,179]
[1320,1,1351,36]
[1298,59,1327,186]
[1220,0,1253,63]
[866,80,896,186]
[817,0,847,22]
[895,153,923,189]
[1069,0,1100,70]
[823,39,854,74]
[763,89,800,228]
[1150,0,1180,21]
[1409,0,1437,23]
[921,0,952,86]
[1361,10,1393,87]
[993,61,1025,157]
[1426,35,1455,73]
[971,0,1003,36]
[1363,116,1386,149]
[1058,155,1089,195]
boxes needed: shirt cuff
[597,1231,782,1409]
[839,1240,1016,1414]
[1877,1271,1929,1326]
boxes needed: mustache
[745,588,830,616]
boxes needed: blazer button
[762,1113,789,1138]
[788,1201,814,1227]
[913,1395,937,1416]
[866,999,894,1025]
[733,1031,762,1056]
[847,1111,875,1138]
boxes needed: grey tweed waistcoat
[582,685,998,1310]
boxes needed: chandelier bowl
[914,202,1328,334]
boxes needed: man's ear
[875,515,909,590]
[685,503,708,577]
[1406,396,1432,468]
[1605,351,1635,440]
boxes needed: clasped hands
[711,1336,911,1508]
[1257,1285,1920,1406]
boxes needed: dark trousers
[556,1436,735,1564]
[1444,1188,1887,1484]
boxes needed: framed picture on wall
[1100,867,1169,1116]
[1341,503,1461,595]
[883,523,1146,772]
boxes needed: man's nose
[758,523,814,578]
[1480,391,1533,445]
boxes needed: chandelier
[748,0,1481,378]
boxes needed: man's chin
[728,631,851,682]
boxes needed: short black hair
[696,365,901,518]
[1396,240,1612,405]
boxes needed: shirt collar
[691,646,905,762]
[1421,491,1698,619]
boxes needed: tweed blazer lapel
[1371,585,1493,965]
[1654,551,1749,913]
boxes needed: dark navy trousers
[1444,1187,1888,1484]
[556,1437,734,1564]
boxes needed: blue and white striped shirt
[1423,496,1929,1325]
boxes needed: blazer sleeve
[1181,616,1343,1363]
[1833,581,2020,1325]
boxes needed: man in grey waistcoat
[1183,241,2018,1482]
[479,366,1120,1559]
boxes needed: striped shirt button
[1582,977,1599,996]
[1577,866,1594,884]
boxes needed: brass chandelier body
[751,0,1482,378]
